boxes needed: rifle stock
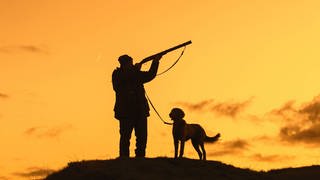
[139,40,192,64]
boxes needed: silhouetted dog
[169,108,220,160]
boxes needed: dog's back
[184,123,206,141]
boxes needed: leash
[146,46,188,125]
[145,92,172,125]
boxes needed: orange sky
[2,0,320,179]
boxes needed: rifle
[139,40,192,64]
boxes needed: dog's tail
[205,133,220,143]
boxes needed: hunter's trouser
[119,115,147,157]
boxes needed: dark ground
[45,157,320,180]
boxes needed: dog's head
[169,108,185,121]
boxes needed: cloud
[0,93,9,99]
[13,167,54,178]
[176,100,214,111]
[176,98,253,118]
[0,176,9,180]
[269,100,297,121]
[300,97,320,123]
[211,99,252,118]
[252,135,275,143]
[0,45,48,54]
[279,124,320,145]
[208,139,250,156]
[24,124,73,138]
[271,95,320,145]
[223,139,250,149]
[250,153,294,162]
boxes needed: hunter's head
[118,54,133,68]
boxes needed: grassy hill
[45,157,320,180]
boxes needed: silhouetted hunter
[112,54,161,157]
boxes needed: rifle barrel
[139,40,192,64]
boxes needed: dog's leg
[179,141,185,158]
[192,139,202,160]
[174,139,179,159]
[200,143,206,160]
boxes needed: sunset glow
[2,0,320,179]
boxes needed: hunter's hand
[134,62,142,70]
[153,54,163,62]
